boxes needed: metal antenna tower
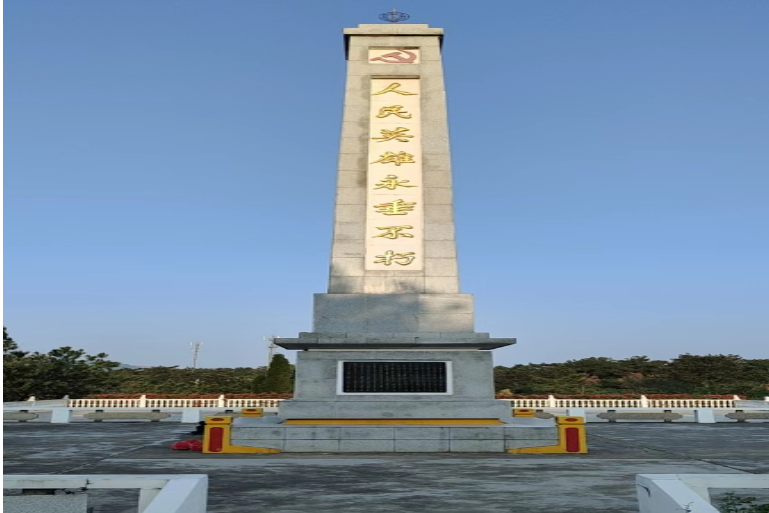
[263,335,281,367]
[190,341,202,368]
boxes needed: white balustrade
[648,398,735,408]
[146,398,221,408]
[227,398,283,407]
[69,398,141,408]
[504,396,743,409]
[63,396,756,410]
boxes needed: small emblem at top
[370,49,418,64]
[379,10,410,23]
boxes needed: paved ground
[4,422,769,512]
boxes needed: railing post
[138,395,147,408]
[640,395,649,408]
[547,395,557,408]
[217,395,226,408]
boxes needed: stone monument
[232,22,558,452]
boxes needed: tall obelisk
[277,24,515,421]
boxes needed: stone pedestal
[277,350,512,420]
[231,417,559,453]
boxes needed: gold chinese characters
[374,250,416,266]
[374,175,416,190]
[371,152,415,166]
[367,79,421,269]
[375,106,412,119]
[374,226,414,239]
[371,83,418,96]
[374,199,416,215]
[372,127,414,143]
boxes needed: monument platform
[231,416,558,453]
[278,332,515,350]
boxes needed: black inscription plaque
[342,361,447,393]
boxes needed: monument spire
[231,23,561,453]
[277,22,515,421]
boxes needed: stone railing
[504,395,748,409]
[68,396,283,409]
[69,398,154,408]
[4,404,767,424]
[5,395,765,425]
[37,395,769,411]
[226,398,283,407]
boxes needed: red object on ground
[171,439,203,451]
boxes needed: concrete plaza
[4,422,768,512]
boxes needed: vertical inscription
[366,78,423,270]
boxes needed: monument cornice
[344,24,444,59]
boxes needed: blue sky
[5,0,768,368]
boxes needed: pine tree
[3,328,120,401]
[263,354,294,393]
[252,372,267,393]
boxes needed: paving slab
[4,422,768,513]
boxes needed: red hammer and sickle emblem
[370,49,417,64]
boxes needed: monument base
[231,416,559,453]
[277,399,514,419]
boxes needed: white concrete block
[50,408,71,424]
[180,408,201,423]
[695,408,717,423]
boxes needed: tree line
[3,328,293,401]
[494,355,769,398]
[4,328,767,400]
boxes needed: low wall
[636,474,769,513]
[3,406,767,424]
[63,395,766,410]
[4,474,208,513]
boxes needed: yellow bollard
[507,416,588,454]
[512,408,536,417]
[202,416,280,454]
[241,408,264,417]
